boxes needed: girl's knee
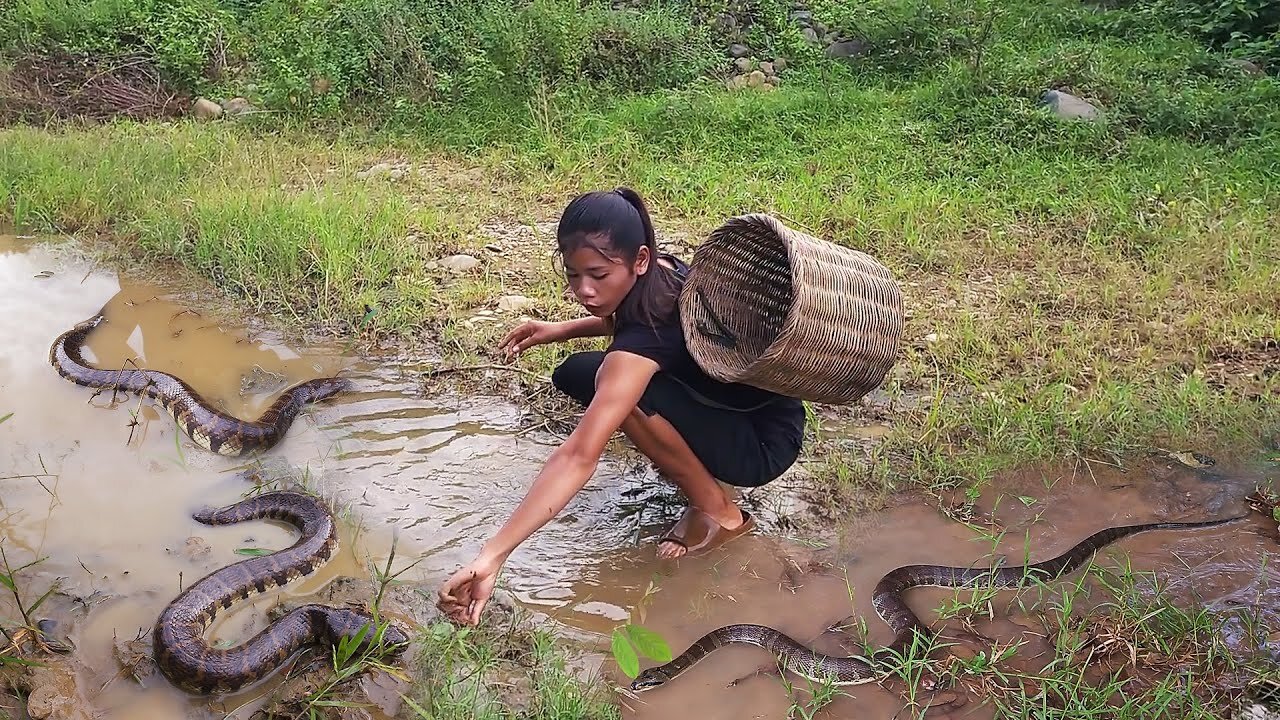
[551,351,604,406]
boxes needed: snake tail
[50,311,351,456]
[153,491,411,695]
[631,514,1246,692]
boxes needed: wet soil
[2,232,1279,720]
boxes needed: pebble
[497,295,536,313]
[221,97,253,115]
[356,162,394,179]
[191,97,222,120]
[1040,89,1101,121]
[439,254,480,273]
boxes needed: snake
[49,308,351,456]
[630,513,1246,692]
[154,490,412,694]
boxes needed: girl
[437,187,806,626]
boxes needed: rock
[497,295,536,313]
[774,57,787,72]
[360,669,410,717]
[733,57,752,73]
[728,43,750,58]
[746,70,767,88]
[439,254,480,273]
[221,97,253,115]
[826,39,868,60]
[1039,90,1101,121]
[727,75,750,91]
[802,26,820,43]
[25,660,89,720]
[790,9,813,24]
[182,536,212,561]
[760,61,775,76]
[1227,58,1264,76]
[356,162,394,179]
[191,97,222,120]
[389,168,406,181]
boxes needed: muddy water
[3,233,1279,720]
[618,460,1280,719]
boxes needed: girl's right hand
[500,320,560,359]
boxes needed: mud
[3,232,1279,720]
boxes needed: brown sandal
[657,506,756,556]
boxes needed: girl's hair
[556,187,680,328]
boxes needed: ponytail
[613,187,680,328]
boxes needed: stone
[760,61,775,76]
[497,295,536,313]
[774,57,787,72]
[191,97,222,120]
[1228,58,1264,76]
[356,162,394,179]
[746,70,767,88]
[1040,89,1101,121]
[439,254,480,273]
[734,57,752,73]
[728,43,750,58]
[726,75,750,91]
[802,27,819,43]
[826,39,868,60]
[221,97,252,115]
[790,9,813,24]
[182,536,212,561]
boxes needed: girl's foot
[657,505,755,559]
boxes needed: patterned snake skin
[630,514,1245,692]
[154,491,411,694]
[50,309,350,456]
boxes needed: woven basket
[679,213,904,405]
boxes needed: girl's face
[562,242,650,318]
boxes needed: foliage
[610,623,673,678]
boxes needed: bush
[1,0,240,91]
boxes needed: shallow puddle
[2,233,1278,720]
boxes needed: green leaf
[611,627,639,678]
[0,573,15,592]
[624,624,673,662]
[0,412,13,424]
[234,547,271,556]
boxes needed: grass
[404,612,621,720]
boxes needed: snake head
[629,667,673,692]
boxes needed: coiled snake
[50,309,350,456]
[630,514,1245,692]
[154,491,411,694]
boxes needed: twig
[422,363,549,383]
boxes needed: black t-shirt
[606,254,795,413]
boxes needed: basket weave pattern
[679,214,904,405]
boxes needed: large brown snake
[631,514,1245,692]
[50,308,349,456]
[154,491,411,694]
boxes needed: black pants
[551,351,805,488]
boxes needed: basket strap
[664,373,777,413]
[693,287,738,350]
